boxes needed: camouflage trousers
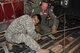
[7,33,41,51]
[39,19,59,35]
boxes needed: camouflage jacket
[5,15,38,40]
[24,0,42,15]
[31,6,58,27]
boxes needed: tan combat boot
[36,49,49,53]
[7,42,13,50]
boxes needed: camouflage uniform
[31,6,59,34]
[4,15,41,51]
[24,0,42,15]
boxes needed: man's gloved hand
[35,26,40,33]
[51,25,57,34]
[36,49,49,53]
[35,34,42,41]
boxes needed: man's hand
[51,26,57,34]
[32,9,35,13]
[35,26,40,32]
[35,34,42,41]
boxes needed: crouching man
[4,14,49,53]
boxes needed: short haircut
[40,1,48,6]
[32,14,41,23]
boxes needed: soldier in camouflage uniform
[31,1,59,35]
[4,14,49,53]
[24,0,42,15]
